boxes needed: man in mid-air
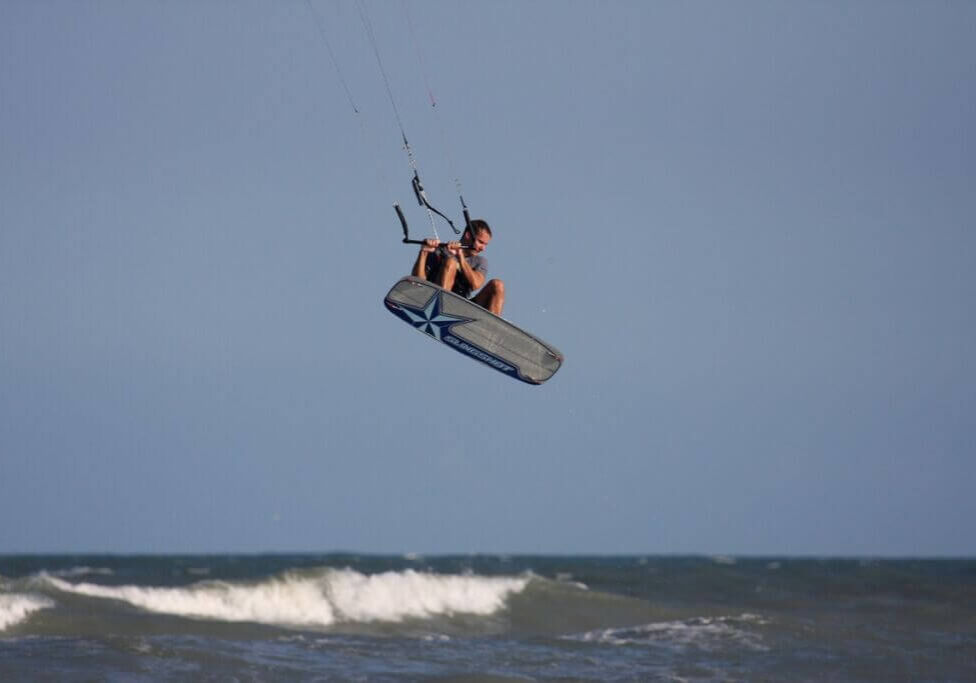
[411,219,505,315]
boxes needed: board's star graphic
[397,291,472,341]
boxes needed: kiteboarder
[411,219,505,315]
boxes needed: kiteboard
[384,276,563,385]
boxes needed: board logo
[391,291,473,341]
[442,335,515,373]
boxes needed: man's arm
[412,239,439,279]
[448,243,486,291]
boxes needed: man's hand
[422,238,439,253]
[446,241,463,258]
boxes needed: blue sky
[2,1,974,555]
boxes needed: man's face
[469,229,491,254]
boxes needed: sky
[1,1,974,556]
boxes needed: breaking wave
[41,568,528,629]
[0,593,55,631]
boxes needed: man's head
[462,219,492,254]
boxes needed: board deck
[384,276,563,385]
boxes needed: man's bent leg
[471,279,505,315]
[437,258,459,292]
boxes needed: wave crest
[42,568,528,628]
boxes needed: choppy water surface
[2,555,974,680]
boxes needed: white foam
[569,614,769,652]
[0,593,55,631]
[42,568,528,628]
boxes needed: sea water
[1,554,974,681]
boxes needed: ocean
[1,554,974,681]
